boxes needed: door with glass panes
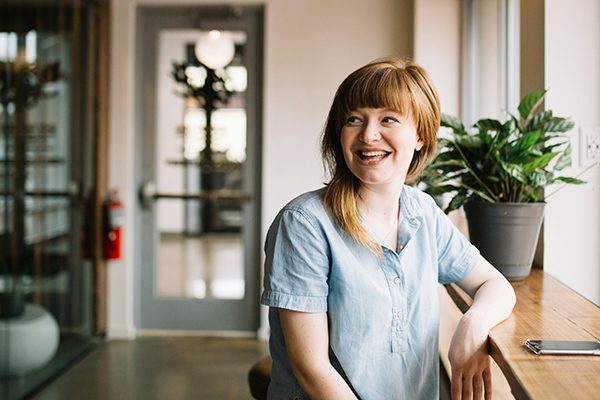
[136,6,262,331]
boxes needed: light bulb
[194,30,235,70]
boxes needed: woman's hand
[448,313,492,400]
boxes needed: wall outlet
[579,126,600,167]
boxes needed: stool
[248,356,272,400]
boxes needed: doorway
[135,6,263,332]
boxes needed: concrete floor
[30,336,269,400]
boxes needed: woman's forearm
[292,363,358,400]
[466,274,516,332]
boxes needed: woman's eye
[382,116,399,124]
[345,116,361,125]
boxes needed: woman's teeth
[361,151,386,157]
[359,151,389,160]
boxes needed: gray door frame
[133,5,263,331]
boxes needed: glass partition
[0,1,101,398]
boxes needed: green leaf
[429,162,466,174]
[455,135,484,151]
[543,117,575,133]
[523,152,558,172]
[518,90,546,120]
[512,131,541,152]
[525,110,553,132]
[537,137,567,149]
[425,184,461,196]
[434,151,461,162]
[445,193,469,214]
[554,143,572,171]
[474,119,503,132]
[508,114,520,131]
[433,159,464,167]
[553,176,586,184]
[500,161,527,183]
[441,114,466,134]
[528,171,550,187]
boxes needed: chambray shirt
[261,185,479,399]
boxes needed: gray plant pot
[463,202,545,281]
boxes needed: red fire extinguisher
[104,189,123,260]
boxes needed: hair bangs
[338,67,414,119]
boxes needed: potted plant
[426,90,585,280]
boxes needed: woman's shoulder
[401,185,446,224]
[281,188,327,215]
[402,185,438,208]
[266,188,329,239]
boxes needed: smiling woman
[260,57,516,400]
[322,58,440,254]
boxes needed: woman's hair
[321,57,440,254]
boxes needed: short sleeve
[433,203,480,284]
[261,208,330,312]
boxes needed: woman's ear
[415,137,424,151]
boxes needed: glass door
[136,6,263,331]
[0,1,104,398]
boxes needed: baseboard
[107,324,137,339]
[137,329,257,338]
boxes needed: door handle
[138,180,252,209]
[139,180,157,209]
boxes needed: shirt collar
[400,185,425,222]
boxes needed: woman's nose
[359,121,381,143]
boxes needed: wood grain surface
[446,269,600,400]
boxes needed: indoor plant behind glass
[427,90,585,280]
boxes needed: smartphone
[525,339,600,355]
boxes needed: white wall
[544,0,600,306]
[108,0,413,338]
[413,0,461,116]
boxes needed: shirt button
[393,276,401,285]
[410,217,417,223]
[399,244,404,250]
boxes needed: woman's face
[340,107,423,191]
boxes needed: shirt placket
[384,214,421,353]
[382,250,407,353]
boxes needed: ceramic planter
[463,202,545,281]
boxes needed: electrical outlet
[579,126,600,167]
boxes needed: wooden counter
[446,269,600,400]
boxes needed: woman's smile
[355,148,392,164]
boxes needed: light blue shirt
[261,185,479,399]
